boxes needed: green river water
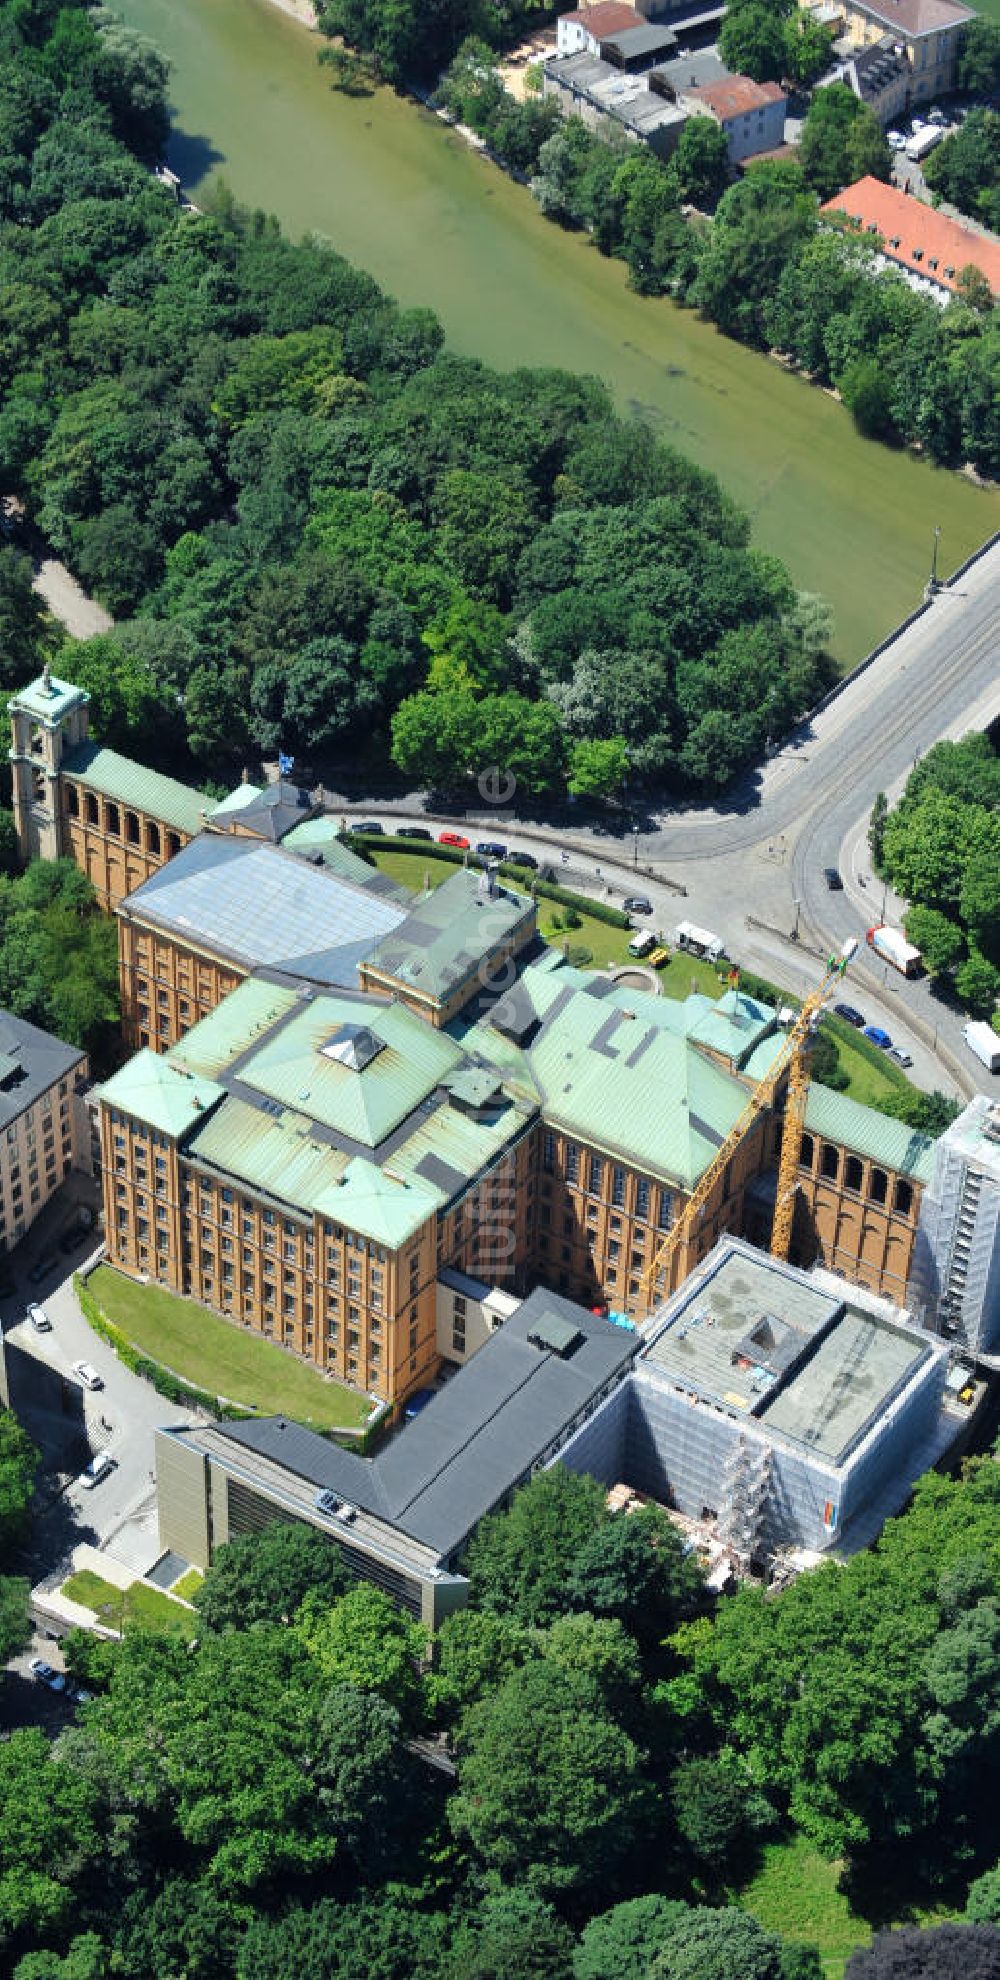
[115,0,997,661]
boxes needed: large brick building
[98,955,935,1407]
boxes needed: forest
[0,1453,998,1977]
[0,0,839,806]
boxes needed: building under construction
[558,1236,950,1564]
[908,1095,1000,1363]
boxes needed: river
[115,0,997,663]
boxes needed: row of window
[800,1135,913,1213]
[65,785,182,857]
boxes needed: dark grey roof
[215,1288,638,1558]
[602,21,678,56]
[119,834,407,987]
[233,781,316,843]
[0,1010,85,1131]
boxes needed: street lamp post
[792,898,802,942]
[926,523,941,598]
[632,824,639,869]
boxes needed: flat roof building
[155,1288,639,1623]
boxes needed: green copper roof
[280,817,396,892]
[363,867,535,1005]
[170,978,301,1082]
[804,1085,936,1181]
[238,992,465,1149]
[61,740,207,836]
[316,1158,443,1247]
[100,1049,225,1139]
[10,672,88,724]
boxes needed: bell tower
[8,666,90,867]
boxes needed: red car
[438,831,470,849]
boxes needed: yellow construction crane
[637,938,859,1320]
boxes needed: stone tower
[8,667,90,867]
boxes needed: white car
[77,1449,114,1490]
[29,1657,67,1693]
[887,131,906,149]
[27,1302,51,1332]
[72,1360,103,1391]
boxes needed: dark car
[834,1002,865,1028]
[404,1387,437,1421]
[863,1025,893,1050]
[356,820,384,835]
[508,850,539,870]
[476,840,508,859]
[624,895,653,916]
[823,867,844,891]
[397,826,431,840]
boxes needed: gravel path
[33,558,113,640]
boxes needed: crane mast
[636,940,858,1321]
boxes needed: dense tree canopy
[193,1521,349,1632]
[878,736,1000,1016]
[0,860,119,1063]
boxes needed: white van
[673,919,724,963]
[627,930,657,959]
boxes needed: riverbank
[115,0,998,663]
[264,0,316,26]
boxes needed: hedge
[74,1274,253,1422]
[349,833,630,928]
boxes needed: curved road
[341,537,1000,1101]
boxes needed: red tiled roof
[686,76,786,119]
[821,176,1000,298]
[852,0,972,37]
[559,2,644,30]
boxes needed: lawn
[171,1567,204,1603]
[61,1568,197,1642]
[738,1837,870,1979]
[823,1017,911,1111]
[87,1265,372,1433]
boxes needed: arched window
[146,820,161,856]
[894,1178,913,1216]
[66,784,79,819]
[105,802,120,837]
[870,1167,888,1205]
[85,792,99,825]
[799,1134,814,1170]
[821,1143,840,1181]
[845,1154,863,1193]
[125,810,140,846]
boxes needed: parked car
[356,820,384,835]
[438,831,470,850]
[29,1251,57,1285]
[58,1208,94,1256]
[834,1002,865,1028]
[649,947,670,968]
[396,825,431,840]
[475,840,508,859]
[404,1387,437,1421]
[72,1360,104,1391]
[624,895,653,916]
[887,129,906,149]
[71,1685,94,1704]
[77,1449,114,1490]
[29,1658,67,1693]
[508,850,538,870]
[27,1301,51,1332]
[823,867,844,891]
[863,1025,893,1050]
[888,1045,914,1068]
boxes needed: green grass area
[371,848,453,893]
[171,1568,204,1603]
[824,1026,906,1111]
[738,1837,870,1980]
[87,1265,372,1433]
[61,1568,197,1642]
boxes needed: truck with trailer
[964,1021,1000,1073]
[905,123,943,162]
[866,926,921,977]
[673,920,725,963]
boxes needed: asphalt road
[338,535,1000,1101]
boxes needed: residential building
[544,51,688,153]
[558,1236,951,1562]
[824,0,974,103]
[0,1011,89,1252]
[818,40,911,125]
[821,177,1000,302]
[909,1096,1000,1359]
[557,2,646,56]
[677,75,787,163]
[9,671,204,912]
[155,1287,640,1623]
[601,20,680,68]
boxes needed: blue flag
[278,752,295,777]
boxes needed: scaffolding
[717,1434,772,1570]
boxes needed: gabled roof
[850,0,972,35]
[804,1083,936,1181]
[361,867,534,1007]
[685,75,785,118]
[0,1010,85,1130]
[560,2,644,31]
[822,177,1000,298]
[61,740,207,837]
[225,780,317,843]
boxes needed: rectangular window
[542,1129,555,1173]
[589,1155,604,1196]
[612,1165,625,1208]
[657,1189,673,1231]
[566,1143,579,1185]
